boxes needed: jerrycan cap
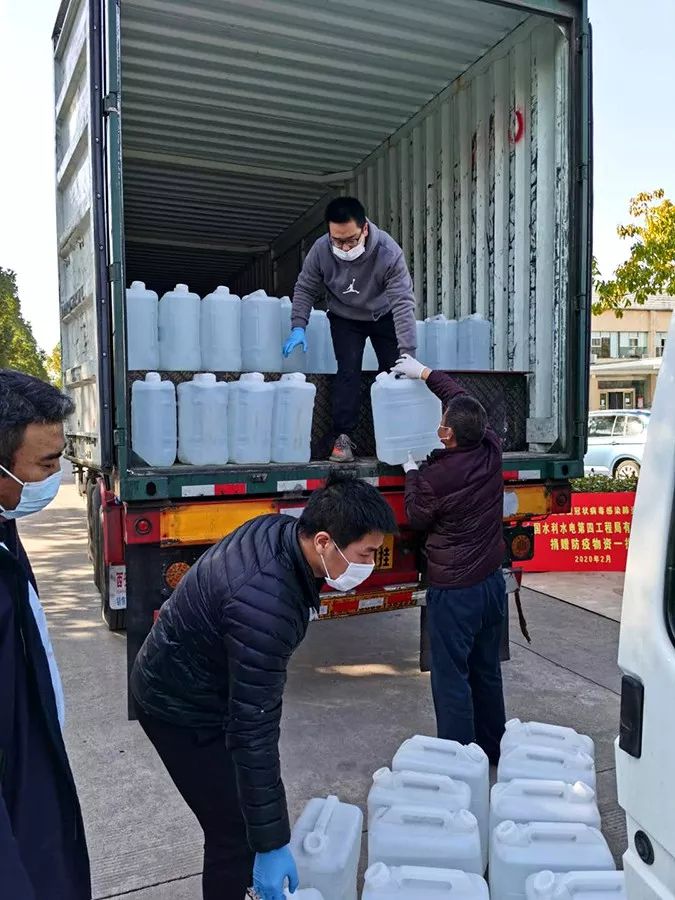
[240,372,265,383]
[466,742,487,762]
[280,372,307,382]
[496,820,520,845]
[531,871,557,896]
[174,283,189,292]
[504,717,522,731]
[145,372,161,383]
[457,809,477,832]
[194,373,217,385]
[375,371,392,384]
[372,766,391,784]
[364,862,391,889]
[571,780,595,802]
[129,280,146,291]
[214,285,230,294]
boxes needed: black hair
[442,395,488,447]
[324,197,367,228]
[298,469,398,546]
[0,369,74,471]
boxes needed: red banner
[519,492,635,573]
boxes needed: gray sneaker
[329,434,356,463]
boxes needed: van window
[589,415,616,437]
[626,416,646,436]
[613,416,627,436]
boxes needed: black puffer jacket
[130,514,320,852]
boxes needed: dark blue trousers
[426,568,507,764]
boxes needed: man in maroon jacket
[393,353,506,764]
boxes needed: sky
[1,0,674,353]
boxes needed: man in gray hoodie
[283,197,417,462]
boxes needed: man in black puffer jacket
[130,472,397,900]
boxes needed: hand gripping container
[525,871,626,900]
[289,795,362,900]
[125,281,159,370]
[241,289,283,373]
[368,805,482,874]
[131,373,176,466]
[424,315,458,370]
[227,373,275,464]
[362,862,489,900]
[271,373,316,464]
[200,285,242,372]
[158,283,201,371]
[501,720,595,760]
[177,373,229,465]
[371,373,443,465]
[392,736,489,871]
[498,745,596,790]
[305,309,338,374]
[280,296,307,374]
[367,767,471,828]
[490,779,601,834]
[489,821,615,900]
[457,314,492,370]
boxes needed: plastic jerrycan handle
[522,781,566,798]
[399,866,464,889]
[415,736,458,757]
[530,823,580,843]
[399,771,445,792]
[397,807,453,828]
[303,796,339,854]
[526,747,568,763]
[562,874,623,894]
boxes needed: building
[589,296,674,411]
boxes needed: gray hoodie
[291,221,417,354]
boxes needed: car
[584,410,650,478]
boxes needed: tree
[593,190,675,316]
[45,343,63,388]
[0,267,49,379]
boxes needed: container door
[52,0,119,469]
[616,318,675,900]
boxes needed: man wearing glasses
[283,197,417,462]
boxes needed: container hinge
[574,419,586,440]
[103,92,120,115]
[113,428,126,447]
[108,261,122,284]
[576,164,589,184]
[575,32,589,54]
[574,292,587,313]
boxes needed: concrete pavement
[18,480,627,898]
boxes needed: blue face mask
[0,464,62,519]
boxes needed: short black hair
[298,469,398,547]
[325,197,367,228]
[443,395,488,447]
[0,369,74,471]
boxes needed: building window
[591,331,619,358]
[618,332,648,359]
[656,332,669,357]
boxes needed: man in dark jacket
[130,471,397,900]
[282,196,417,463]
[393,354,506,764]
[0,370,91,899]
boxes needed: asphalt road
[18,477,627,898]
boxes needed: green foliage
[571,473,637,494]
[0,267,48,379]
[45,343,63,388]
[593,190,675,316]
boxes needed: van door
[585,414,616,474]
[616,319,675,899]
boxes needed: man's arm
[0,780,36,898]
[384,252,417,354]
[405,468,440,531]
[424,370,501,450]
[291,243,324,330]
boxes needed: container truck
[52,0,592,686]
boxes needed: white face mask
[0,465,62,520]
[332,239,366,262]
[321,542,375,592]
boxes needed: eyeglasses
[330,230,364,250]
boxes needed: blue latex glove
[253,846,299,900]
[283,327,307,357]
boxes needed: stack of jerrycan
[490,720,615,900]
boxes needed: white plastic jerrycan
[392,736,489,871]
[362,337,379,371]
[285,890,325,900]
[367,767,471,828]
[362,863,489,900]
[489,822,615,900]
[290,795,362,900]
[457,314,491,370]
[498,745,596,790]
[131,373,176,466]
[371,373,443,465]
[424,315,458,370]
[228,373,275,464]
[525,871,625,900]
[490,779,601,835]
[271,373,316,464]
[200,286,241,372]
[177,374,229,465]
[241,289,283,373]
[415,320,427,366]
[501,719,596,760]
[368,806,482,874]
[305,309,337,374]
[126,281,159,370]
[158,283,201,371]
[281,296,307,374]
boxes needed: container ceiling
[121,0,528,289]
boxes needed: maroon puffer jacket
[405,371,505,588]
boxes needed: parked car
[584,410,650,478]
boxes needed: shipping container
[52,0,592,678]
